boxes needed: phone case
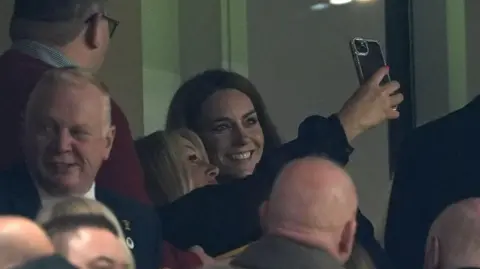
[350,37,390,85]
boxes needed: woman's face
[199,89,265,179]
[179,137,218,188]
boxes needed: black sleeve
[13,255,77,269]
[159,114,354,256]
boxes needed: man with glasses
[0,0,151,203]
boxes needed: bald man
[0,216,54,269]
[204,156,359,269]
[424,198,480,269]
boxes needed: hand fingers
[386,108,400,119]
[383,81,401,95]
[368,66,390,86]
[389,92,404,107]
[385,93,403,119]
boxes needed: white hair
[25,67,112,135]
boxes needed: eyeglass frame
[85,13,119,38]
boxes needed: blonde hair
[345,243,376,269]
[36,197,135,269]
[135,128,209,206]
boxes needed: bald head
[0,216,54,268]
[262,156,358,262]
[425,198,480,269]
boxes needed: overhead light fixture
[330,0,352,5]
[310,3,330,11]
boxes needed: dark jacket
[13,255,77,269]
[0,164,162,269]
[0,49,150,203]
[161,115,393,269]
[385,97,480,269]
[204,235,345,269]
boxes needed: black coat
[385,97,480,269]
[160,115,393,269]
[0,164,163,269]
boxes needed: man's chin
[44,174,85,192]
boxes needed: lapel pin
[122,220,131,231]
[126,237,135,249]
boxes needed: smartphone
[350,37,390,85]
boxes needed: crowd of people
[1,0,479,269]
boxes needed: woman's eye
[188,154,199,162]
[246,116,259,126]
[212,124,230,132]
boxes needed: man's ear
[425,236,440,269]
[84,13,102,49]
[102,125,116,160]
[338,219,357,263]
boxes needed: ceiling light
[330,0,352,5]
[310,3,330,11]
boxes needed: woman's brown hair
[165,69,282,155]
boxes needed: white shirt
[36,183,96,210]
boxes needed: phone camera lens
[354,39,369,55]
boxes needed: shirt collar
[36,182,96,209]
[11,39,77,68]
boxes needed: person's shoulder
[0,163,29,187]
[13,255,76,269]
[0,49,51,73]
[410,99,477,142]
[0,50,53,99]
[96,187,158,219]
[201,264,239,269]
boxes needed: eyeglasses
[102,14,119,38]
[85,13,120,38]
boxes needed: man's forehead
[31,86,105,120]
[48,81,105,101]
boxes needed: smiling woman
[165,69,282,183]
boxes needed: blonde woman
[135,129,219,206]
[36,197,135,269]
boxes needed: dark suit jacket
[0,164,162,269]
[13,255,77,269]
[0,49,150,203]
[205,235,345,269]
[161,116,393,269]
[385,97,480,269]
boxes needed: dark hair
[166,69,282,154]
[10,0,107,46]
[43,214,118,238]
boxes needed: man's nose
[55,129,73,152]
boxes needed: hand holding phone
[350,37,391,85]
